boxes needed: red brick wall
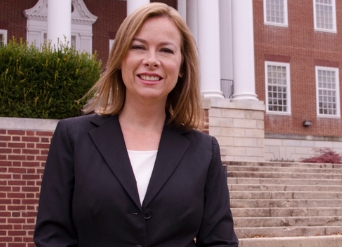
[0,0,37,40]
[254,0,342,137]
[0,129,53,247]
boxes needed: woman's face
[121,16,183,105]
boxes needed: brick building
[1,1,342,245]
[1,0,342,161]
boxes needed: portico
[42,0,258,101]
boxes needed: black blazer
[34,114,238,247]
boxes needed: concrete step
[234,225,342,238]
[227,161,342,242]
[228,165,342,174]
[234,216,342,228]
[228,177,342,185]
[224,161,342,169]
[230,191,342,200]
[239,235,342,247]
[231,207,342,217]
[228,171,342,179]
[230,199,342,208]
[228,184,342,192]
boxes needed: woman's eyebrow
[132,37,176,47]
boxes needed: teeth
[140,75,160,81]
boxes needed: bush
[0,38,101,119]
[300,147,342,164]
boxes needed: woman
[34,3,238,247]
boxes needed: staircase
[225,161,342,247]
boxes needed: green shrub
[0,38,101,119]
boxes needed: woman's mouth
[139,75,162,81]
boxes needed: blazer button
[143,209,152,219]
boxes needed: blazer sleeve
[34,119,78,247]
[196,137,239,247]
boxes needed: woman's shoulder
[59,113,117,126]
[56,114,118,134]
[183,128,218,147]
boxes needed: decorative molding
[72,0,98,24]
[24,0,97,53]
[24,0,97,24]
[23,0,48,21]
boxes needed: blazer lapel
[143,124,190,207]
[88,115,141,208]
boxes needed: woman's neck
[119,96,167,131]
[118,99,166,151]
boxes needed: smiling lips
[138,74,163,83]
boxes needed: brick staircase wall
[0,129,53,247]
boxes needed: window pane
[317,68,338,116]
[266,0,285,24]
[266,64,288,112]
[316,0,334,30]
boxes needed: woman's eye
[161,48,174,54]
[131,45,145,50]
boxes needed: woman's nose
[143,51,160,68]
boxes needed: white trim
[263,0,288,27]
[0,29,8,45]
[315,66,340,118]
[313,0,337,33]
[109,39,114,53]
[265,61,291,115]
[0,117,59,131]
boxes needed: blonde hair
[83,2,204,130]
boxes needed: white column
[198,0,223,98]
[231,0,258,101]
[177,0,187,21]
[47,0,71,47]
[186,0,198,43]
[219,0,234,81]
[127,0,150,15]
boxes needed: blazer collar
[88,114,190,209]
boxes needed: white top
[127,150,157,205]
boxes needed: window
[314,0,336,32]
[109,39,114,53]
[265,62,291,114]
[316,66,340,117]
[0,29,8,46]
[264,0,288,26]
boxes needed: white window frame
[265,61,291,115]
[315,66,340,118]
[313,0,337,33]
[0,29,8,45]
[109,39,115,53]
[264,0,288,27]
